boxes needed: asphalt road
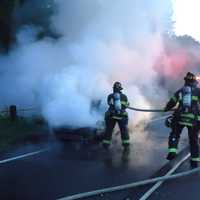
[148,159,200,200]
[0,119,189,200]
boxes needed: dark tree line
[0,0,55,53]
[0,0,27,52]
[0,0,25,52]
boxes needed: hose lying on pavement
[58,155,200,200]
[139,153,190,200]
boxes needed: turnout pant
[103,115,130,147]
[168,123,200,162]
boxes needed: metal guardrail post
[9,105,17,121]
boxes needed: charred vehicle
[52,100,106,143]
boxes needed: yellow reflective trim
[112,116,122,120]
[171,96,177,102]
[122,112,128,116]
[191,157,200,162]
[181,113,195,119]
[169,148,177,153]
[192,96,199,101]
[179,122,193,127]
[122,140,130,144]
[103,140,111,144]
[121,101,129,106]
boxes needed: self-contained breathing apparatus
[181,86,192,113]
[165,86,193,128]
[113,92,122,114]
[103,82,130,150]
[165,72,199,128]
[109,82,124,116]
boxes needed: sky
[172,0,200,42]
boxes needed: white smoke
[0,0,174,128]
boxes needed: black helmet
[184,72,196,82]
[113,82,123,92]
[184,72,198,86]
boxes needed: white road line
[0,148,50,164]
[139,153,190,200]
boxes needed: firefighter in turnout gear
[164,72,200,168]
[103,82,130,151]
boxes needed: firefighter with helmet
[103,82,130,152]
[164,72,200,168]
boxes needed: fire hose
[127,106,175,113]
[58,153,200,200]
[57,107,196,200]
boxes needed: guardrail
[0,105,39,121]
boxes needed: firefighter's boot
[190,157,200,169]
[102,143,110,150]
[166,152,177,160]
[123,145,130,155]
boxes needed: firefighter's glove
[164,106,170,112]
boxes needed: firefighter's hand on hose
[164,106,170,112]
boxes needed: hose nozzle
[196,75,200,81]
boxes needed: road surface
[0,118,190,200]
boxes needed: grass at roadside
[0,116,48,152]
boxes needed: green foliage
[0,116,46,152]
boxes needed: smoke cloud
[0,0,199,128]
